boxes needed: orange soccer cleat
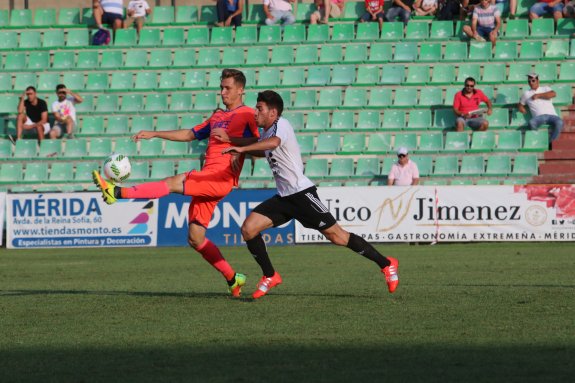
[252,272,282,299]
[382,257,399,293]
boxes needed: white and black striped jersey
[260,117,315,197]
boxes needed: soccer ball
[103,153,131,183]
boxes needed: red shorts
[183,169,235,228]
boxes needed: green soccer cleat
[92,170,117,205]
[229,273,246,297]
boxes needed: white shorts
[25,117,51,135]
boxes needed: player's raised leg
[92,171,180,205]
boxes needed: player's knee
[240,222,257,241]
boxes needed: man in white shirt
[93,0,125,32]
[387,147,420,186]
[518,73,563,145]
[220,90,399,299]
[125,0,151,35]
[263,0,296,26]
[51,84,83,139]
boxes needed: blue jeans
[265,10,295,26]
[386,7,411,25]
[528,114,563,141]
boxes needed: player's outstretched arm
[222,136,281,156]
[210,128,258,147]
[132,129,195,142]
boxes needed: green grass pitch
[1,242,574,382]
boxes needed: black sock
[346,233,390,269]
[114,186,122,199]
[227,274,236,286]
[246,234,275,277]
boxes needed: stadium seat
[194,92,217,111]
[155,115,179,132]
[295,45,318,64]
[199,5,217,24]
[293,90,316,108]
[344,44,368,63]
[444,132,469,152]
[419,43,442,62]
[270,46,293,65]
[495,130,521,152]
[221,47,245,66]
[380,65,405,84]
[365,133,392,154]
[418,133,443,152]
[74,162,98,182]
[512,155,538,176]
[494,86,520,106]
[469,131,496,152]
[80,116,105,136]
[14,140,37,159]
[151,6,175,25]
[251,158,273,180]
[407,110,432,130]
[106,72,132,92]
[356,66,379,85]
[368,88,393,108]
[57,7,81,26]
[176,6,199,24]
[468,41,491,61]
[405,66,430,85]
[0,140,12,158]
[342,88,368,108]
[430,65,455,85]
[494,41,518,61]
[358,111,382,130]
[320,45,343,64]
[282,24,305,44]
[305,158,328,179]
[534,63,557,83]
[0,9,7,27]
[183,70,206,89]
[327,158,354,179]
[503,19,528,39]
[114,138,138,157]
[553,85,573,105]
[107,116,129,135]
[481,63,505,84]
[14,73,36,92]
[297,135,314,154]
[0,31,18,50]
[86,73,109,91]
[317,88,341,108]
[307,24,329,42]
[259,25,281,44]
[257,68,280,88]
[558,62,575,82]
[295,2,316,22]
[355,157,380,178]
[368,43,393,62]
[393,88,417,107]
[382,110,406,130]
[283,112,304,131]
[519,41,543,60]
[393,43,418,62]
[234,25,257,44]
[197,48,220,67]
[62,73,85,91]
[521,130,548,152]
[27,52,50,70]
[114,29,137,47]
[150,160,175,179]
[64,139,88,159]
[356,23,379,41]
[99,51,122,69]
[393,133,417,151]
[430,21,454,40]
[485,155,511,176]
[405,21,429,40]
[305,111,329,131]
[139,29,161,47]
[132,116,155,133]
[139,139,163,158]
[145,94,168,112]
[544,40,569,59]
[49,162,72,182]
[187,28,209,45]
[444,42,468,62]
[531,18,554,38]
[507,63,532,83]
[173,49,196,68]
[134,72,156,91]
[210,27,233,45]
[158,71,181,90]
[10,9,32,27]
[74,94,93,113]
[43,30,65,48]
[239,160,252,180]
[89,137,113,158]
[332,24,354,42]
[95,94,119,113]
[125,51,148,69]
[315,133,340,154]
[37,73,59,92]
[149,50,173,68]
[380,22,403,40]
[164,140,189,157]
[340,134,366,154]
[163,28,185,46]
[4,53,26,70]
[433,156,458,176]
[459,155,484,176]
[246,46,268,65]
[66,29,89,47]
[556,18,575,36]
[0,163,22,183]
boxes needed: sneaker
[474,35,486,42]
[253,272,282,299]
[92,170,117,205]
[228,273,246,297]
[382,257,399,293]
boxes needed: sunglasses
[57,92,66,95]
[465,84,475,88]
[528,78,538,83]
[398,154,407,158]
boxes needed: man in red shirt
[452,77,493,132]
[92,69,260,297]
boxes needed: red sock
[120,181,170,199]
[196,238,235,281]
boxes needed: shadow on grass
[0,344,573,383]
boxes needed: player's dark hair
[257,90,284,117]
[56,84,66,91]
[221,68,246,88]
[465,77,476,84]
[25,86,36,92]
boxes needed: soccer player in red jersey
[92,69,259,297]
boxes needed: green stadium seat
[507,63,532,83]
[246,46,268,65]
[80,116,104,136]
[340,134,365,154]
[315,133,340,154]
[544,40,569,59]
[106,116,129,135]
[0,9,7,27]
[444,132,469,152]
[76,50,100,69]
[14,73,36,92]
[495,86,520,106]
[63,139,87,158]
[0,140,12,158]
[522,130,548,152]
[14,140,37,159]
[328,158,354,179]
[150,160,175,179]
[139,139,163,158]
[512,155,538,176]
[355,157,380,178]
[469,131,496,152]
[177,159,201,173]
[74,94,93,113]
[358,111,382,130]
[183,70,207,89]
[295,45,318,65]
[553,85,573,105]
[150,50,173,68]
[194,92,217,111]
[297,135,314,154]
[380,22,403,41]
[365,133,392,154]
[308,67,331,87]
[418,132,443,152]
[27,52,49,70]
[529,18,554,38]
[86,73,108,91]
[504,19,528,39]
[120,94,144,115]
[10,9,32,27]
[459,155,484,176]
[245,3,265,24]
[181,115,204,130]
[556,18,575,37]
[382,110,406,130]
[558,62,575,82]
[295,2,316,22]
[282,112,303,131]
[332,24,354,42]
[419,43,442,62]
[251,158,273,180]
[127,160,148,181]
[109,72,133,92]
[19,31,41,49]
[33,8,56,27]
[235,25,258,44]
[131,115,154,133]
[405,21,429,40]
[89,137,113,158]
[259,25,281,44]
[43,30,65,48]
[173,49,196,67]
[495,130,521,151]
[468,41,491,61]
[342,88,368,108]
[58,8,81,26]
[169,93,191,112]
[433,109,455,130]
[98,51,122,69]
[281,24,304,44]
[0,73,11,91]
[163,28,185,46]
[534,62,557,83]
[430,65,455,85]
[449,179,473,185]
[151,6,175,25]
[48,162,72,182]
[519,40,543,60]
[342,1,363,20]
[294,89,316,108]
[433,156,458,176]
[81,7,94,26]
[187,28,209,45]
[115,29,138,47]
[133,72,156,91]
[430,20,454,40]
[405,66,429,85]
[113,137,138,156]
[408,155,431,176]
[73,162,98,182]
[305,111,329,132]
[394,133,417,151]
[62,73,84,91]
[125,50,148,69]
[484,108,509,129]
[408,110,432,130]
[320,45,343,63]
[393,42,418,62]
[380,64,405,85]
[356,22,379,41]
[257,68,280,88]
[156,115,179,132]
[456,63,480,83]
[138,29,161,47]
[176,6,199,24]
[356,66,379,85]
[419,87,442,107]
[37,73,59,92]
[368,88,392,108]
[493,41,518,61]
[145,94,168,112]
[307,24,329,42]
[197,48,220,67]
[200,5,218,24]
[206,69,224,89]
[344,44,368,63]
[0,31,18,50]
[239,159,252,180]
[221,47,245,66]
[485,155,511,176]
[159,71,182,90]
[393,88,417,108]
[0,163,22,183]
[444,42,468,62]
[210,27,233,45]
[368,43,393,62]
[66,29,89,47]
[95,94,119,113]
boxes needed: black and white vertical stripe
[305,192,329,213]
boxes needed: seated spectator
[51,84,83,140]
[518,73,563,145]
[460,0,481,19]
[462,0,501,48]
[492,0,516,18]
[215,0,244,27]
[436,0,462,20]
[16,86,50,143]
[386,0,415,24]
[125,0,151,35]
[93,0,124,31]
[310,0,345,24]
[388,147,420,186]
[529,0,564,23]
[564,0,575,18]
[453,77,493,132]
[360,0,386,30]
[414,0,439,16]
[263,0,296,26]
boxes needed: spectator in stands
[529,0,564,23]
[453,77,493,132]
[462,0,501,48]
[436,0,461,20]
[215,0,244,27]
[93,0,124,32]
[125,0,152,35]
[51,84,83,140]
[460,0,481,19]
[492,0,516,18]
[563,0,575,18]
[518,73,563,145]
[310,0,345,24]
[263,0,296,26]
[388,147,420,186]
[360,0,386,29]
[386,0,415,24]
[16,86,50,144]
[414,0,439,16]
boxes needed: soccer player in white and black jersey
[221,90,399,299]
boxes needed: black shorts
[102,11,124,25]
[253,187,337,231]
